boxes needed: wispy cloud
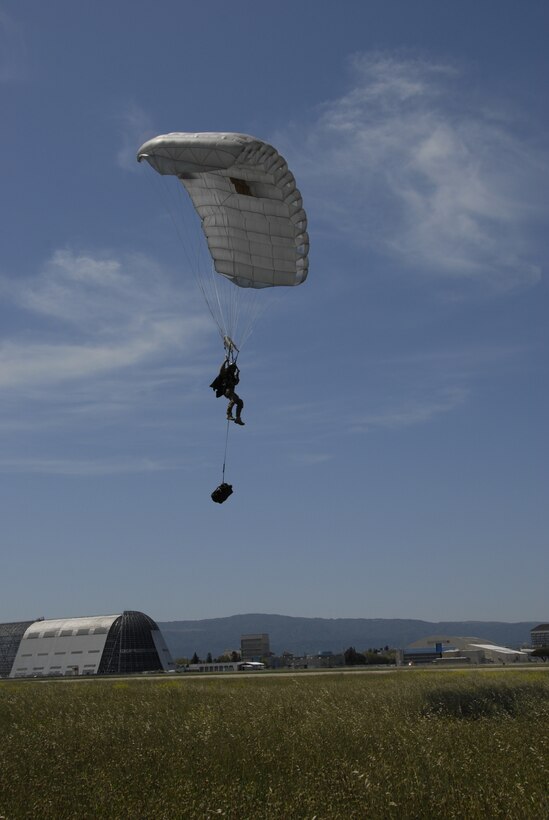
[350,387,467,433]
[115,103,156,171]
[0,248,211,396]
[0,455,184,477]
[0,9,26,83]
[285,53,547,290]
[0,249,216,473]
[290,451,333,466]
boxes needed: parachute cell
[137,132,309,290]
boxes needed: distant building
[240,633,270,661]
[266,651,345,670]
[402,635,530,665]
[222,649,241,661]
[187,661,240,673]
[401,646,442,665]
[531,624,549,647]
[186,661,265,673]
[306,652,345,669]
[0,620,35,678]
[1,611,173,678]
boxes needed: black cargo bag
[211,482,233,504]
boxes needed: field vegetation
[1,669,549,818]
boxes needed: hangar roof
[23,614,121,639]
[468,643,528,655]
[407,635,492,650]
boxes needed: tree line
[177,647,396,667]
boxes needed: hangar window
[54,651,66,655]
[33,666,44,670]
[21,653,32,657]
[76,628,90,636]
[60,630,73,637]
[71,650,83,655]
[50,665,61,670]
[37,653,48,656]
[43,630,57,638]
[93,628,108,634]
[26,634,39,639]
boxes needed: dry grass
[1,669,549,818]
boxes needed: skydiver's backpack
[210,375,225,397]
[227,363,239,387]
[211,483,233,504]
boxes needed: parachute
[137,132,309,501]
[137,132,309,350]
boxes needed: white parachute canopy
[137,132,309,348]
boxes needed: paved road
[4,662,547,685]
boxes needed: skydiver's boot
[232,395,244,425]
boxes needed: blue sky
[1,1,548,624]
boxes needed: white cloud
[7,249,191,334]
[0,248,211,393]
[0,337,170,388]
[286,53,547,289]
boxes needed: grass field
[1,669,549,819]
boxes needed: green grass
[1,670,549,818]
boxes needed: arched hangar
[0,611,173,678]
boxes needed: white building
[2,611,173,678]
[404,635,530,665]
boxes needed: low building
[185,661,264,673]
[305,652,345,669]
[240,633,270,661]
[464,642,529,664]
[186,661,240,673]
[401,646,442,665]
[403,635,530,666]
[1,611,173,678]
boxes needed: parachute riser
[223,335,239,363]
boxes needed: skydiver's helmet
[211,483,233,504]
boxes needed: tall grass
[1,670,549,818]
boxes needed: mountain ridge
[158,613,538,659]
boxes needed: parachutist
[211,482,233,504]
[210,358,245,426]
